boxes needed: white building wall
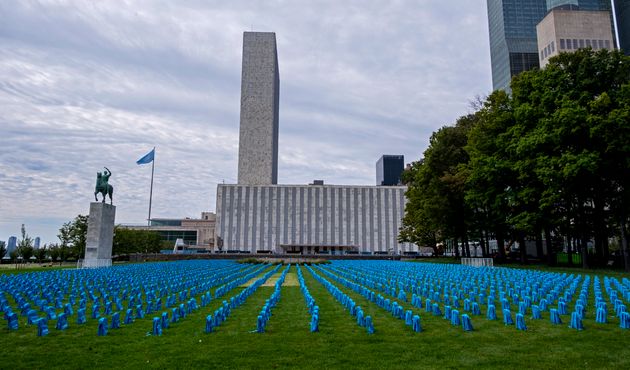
[216,184,417,253]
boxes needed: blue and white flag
[136,148,155,165]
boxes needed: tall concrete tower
[237,32,280,185]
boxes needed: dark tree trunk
[621,218,630,272]
[483,230,490,258]
[535,226,544,261]
[485,233,491,258]
[567,236,574,267]
[593,196,607,267]
[603,237,610,266]
[545,228,555,266]
[464,235,471,258]
[581,234,589,269]
[518,235,528,265]
[453,237,460,258]
[496,230,506,263]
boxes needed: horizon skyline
[0,1,493,245]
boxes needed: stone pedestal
[83,202,115,268]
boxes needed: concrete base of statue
[80,202,115,268]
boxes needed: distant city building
[34,237,40,249]
[376,155,404,186]
[123,212,216,249]
[237,32,280,185]
[216,184,416,254]
[487,0,548,91]
[615,0,630,54]
[537,8,615,67]
[546,0,611,12]
[487,0,614,90]
[7,236,17,254]
[215,32,418,255]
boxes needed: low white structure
[77,259,112,268]
[216,184,417,254]
[461,258,494,268]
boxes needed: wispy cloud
[0,0,491,243]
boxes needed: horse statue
[94,167,114,204]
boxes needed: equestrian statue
[94,167,114,204]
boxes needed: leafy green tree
[403,49,630,269]
[34,246,48,263]
[9,249,19,266]
[399,161,441,255]
[59,245,72,262]
[113,227,163,255]
[509,48,630,268]
[48,244,61,265]
[58,215,88,259]
[465,90,516,262]
[17,224,34,264]
[401,116,476,257]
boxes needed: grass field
[1,261,629,369]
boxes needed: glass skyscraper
[376,155,404,186]
[487,0,549,91]
[488,0,615,91]
[615,0,630,54]
[547,0,611,10]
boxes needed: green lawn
[1,262,629,369]
[0,263,76,275]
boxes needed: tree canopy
[401,49,630,270]
[113,227,164,255]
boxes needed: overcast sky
[0,0,492,245]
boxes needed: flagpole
[147,147,155,226]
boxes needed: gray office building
[237,32,280,185]
[547,0,611,11]
[7,236,17,254]
[488,0,615,91]
[615,0,630,54]
[487,0,548,91]
[216,31,418,255]
[376,155,404,186]
[216,184,415,254]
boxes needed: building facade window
[560,39,566,49]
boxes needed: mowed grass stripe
[0,264,275,369]
[132,265,282,368]
[2,262,630,369]
[311,264,567,367]
[192,265,359,369]
[334,264,618,335]
[310,265,420,335]
[264,268,310,334]
[316,264,630,368]
[317,264,480,334]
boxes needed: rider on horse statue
[94,167,114,204]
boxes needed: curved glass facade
[487,0,548,91]
[488,0,615,91]
[616,0,630,54]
